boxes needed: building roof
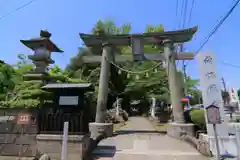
[42,83,93,89]
[79,26,198,47]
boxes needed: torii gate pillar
[89,43,114,140]
[163,39,185,123]
[163,40,195,138]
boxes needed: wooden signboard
[206,105,221,124]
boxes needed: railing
[39,112,84,134]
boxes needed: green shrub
[190,109,206,130]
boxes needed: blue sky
[0,0,239,87]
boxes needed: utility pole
[221,76,229,106]
[221,77,227,92]
[181,44,188,97]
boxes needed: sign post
[206,105,221,160]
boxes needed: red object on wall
[181,98,189,102]
[17,113,30,125]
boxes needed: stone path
[93,117,210,160]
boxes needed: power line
[175,0,180,30]
[175,0,179,21]
[176,0,184,65]
[0,0,37,20]
[179,0,186,28]
[182,0,188,28]
[187,0,195,25]
[185,0,240,67]
[222,61,240,69]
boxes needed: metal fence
[39,111,84,134]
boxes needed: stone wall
[37,134,90,160]
[0,108,38,157]
[0,108,91,159]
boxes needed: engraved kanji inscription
[205,72,216,79]
[203,56,212,64]
[207,84,218,95]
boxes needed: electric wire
[187,0,195,25]
[222,61,240,69]
[185,0,240,67]
[0,0,37,20]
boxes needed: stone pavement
[0,156,33,160]
[93,117,210,160]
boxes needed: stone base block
[199,133,237,156]
[36,134,90,160]
[89,122,113,140]
[167,123,194,139]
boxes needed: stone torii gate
[79,26,198,139]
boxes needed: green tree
[121,24,168,103]
[0,54,49,108]
[12,54,34,84]
[66,20,132,94]
[49,64,87,83]
[0,63,16,100]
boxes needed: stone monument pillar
[20,30,63,81]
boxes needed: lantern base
[167,122,195,139]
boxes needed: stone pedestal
[36,134,90,160]
[167,122,195,139]
[89,122,113,140]
[199,133,237,156]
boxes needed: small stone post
[151,97,156,118]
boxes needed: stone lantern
[20,30,63,74]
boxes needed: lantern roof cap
[206,104,218,109]
[20,30,64,53]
